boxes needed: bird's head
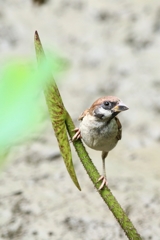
[90,96,129,121]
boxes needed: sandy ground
[0,0,160,239]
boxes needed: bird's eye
[104,101,110,106]
[102,101,112,110]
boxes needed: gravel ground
[0,0,160,239]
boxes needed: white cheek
[97,107,112,118]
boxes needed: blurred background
[0,0,160,239]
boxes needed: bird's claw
[72,128,81,141]
[97,175,108,190]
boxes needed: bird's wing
[115,117,122,140]
[78,109,89,121]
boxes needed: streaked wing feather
[78,109,89,120]
[115,117,122,140]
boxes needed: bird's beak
[111,102,129,113]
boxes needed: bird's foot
[97,175,108,190]
[72,128,81,141]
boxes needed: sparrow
[72,96,129,190]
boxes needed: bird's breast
[79,115,119,152]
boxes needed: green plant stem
[66,112,142,240]
[34,31,81,190]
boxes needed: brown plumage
[73,96,128,190]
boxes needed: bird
[72,96,129,190]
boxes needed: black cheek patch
[93,108,104,119]
[95,113,104,119]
